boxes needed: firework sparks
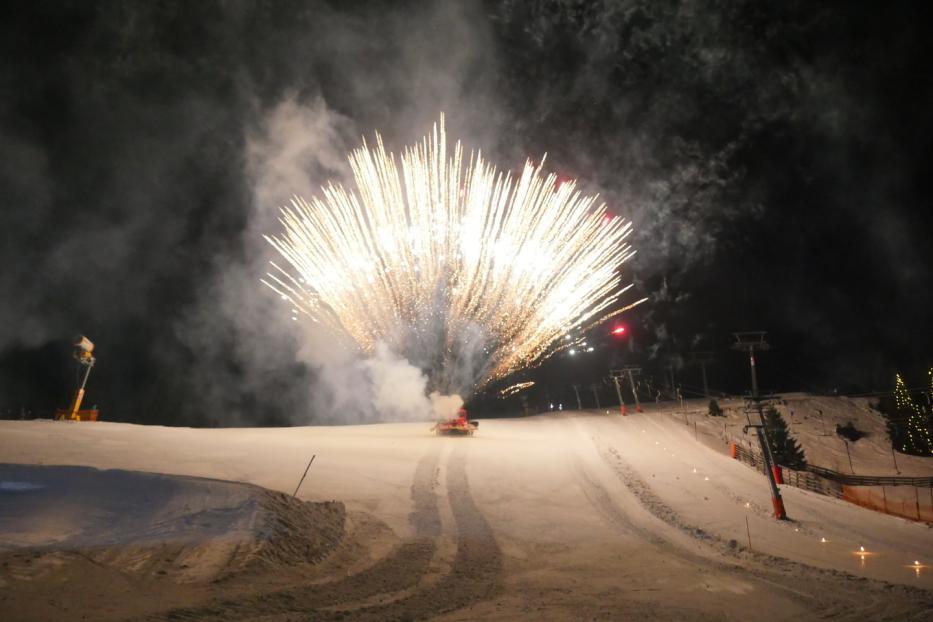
[263,116,645,395]
[499,381,536,398]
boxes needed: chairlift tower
[589,383,601,409]
[612,366,643,412]
[690,351,714,398]
[731,332,787,520]
[731,332,769,398]
[608,370,627,414]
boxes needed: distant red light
[611,326,626,336]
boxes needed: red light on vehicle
[611,326,626,336]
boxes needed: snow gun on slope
[55,335,99,422]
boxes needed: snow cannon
[431,407,478,436]
[55,335,100,422]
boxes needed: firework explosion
[263,117,643,397]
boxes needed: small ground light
[704,476,709,481]
[744,502,751,508]
[858,554,867,567]
[854,546,874,567]
[692,467,697,473]
[820,537,827,543]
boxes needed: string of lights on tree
[892,369,933,456]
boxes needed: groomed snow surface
[1,399,931,620]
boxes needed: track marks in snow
[590,429,933,620]
[326,444,503,621]
[149,443,503,622]
[150,448,443,621]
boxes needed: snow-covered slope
[691,393,930,476]
[1,407,931,621]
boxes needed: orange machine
[431,407,478,436]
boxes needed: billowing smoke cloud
[429,392,464,421]
[246,97,356,225]
[360,344,432,420]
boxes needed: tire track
[311,444,503,621]
[589,431,933,620]
[147,447,443,622]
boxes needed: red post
[771,496,787,520]
[620,404,627,415]
[771,465,783,485]
[729,442,738,459]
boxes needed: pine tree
[763,406,806,469]
[891,372,933,456]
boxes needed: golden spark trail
[263,116,645,395]
[500,381,535,397]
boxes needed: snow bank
[0,464,345,583]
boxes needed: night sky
[2,1,931,425]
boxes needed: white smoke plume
[429,392,464,421]
[360,344,431,421]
